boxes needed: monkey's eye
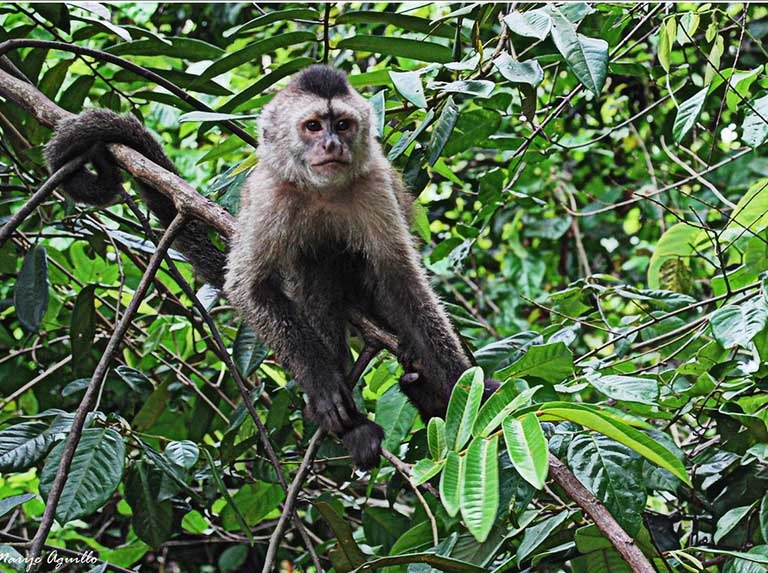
[335,119,351,132]
[305,120,322,132]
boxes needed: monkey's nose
[323,135,343,155]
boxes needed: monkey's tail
[44,109,225,286]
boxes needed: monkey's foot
[341,421,384,469]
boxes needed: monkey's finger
[400,372,419,386]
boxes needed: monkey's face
[299,112,357,177]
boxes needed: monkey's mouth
[312,159,349,167]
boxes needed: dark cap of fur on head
[295,65,350,99]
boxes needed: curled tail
[45,109,225,286]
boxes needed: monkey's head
[257,65,380,190]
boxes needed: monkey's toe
[341,421,384,469]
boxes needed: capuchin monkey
[45,65,497,469]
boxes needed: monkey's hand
[341,420,384,470]
[305,383,384,469]
[400,372,502,420]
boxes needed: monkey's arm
[224,251,383,468]
[45,109,225,285]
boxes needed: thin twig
[0,153,89,247]
[27,215,187,570]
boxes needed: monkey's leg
[228,275,383,468]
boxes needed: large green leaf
[106,37,224,60]
[40,428,126,523]
[410,458,443,485]
[428,417,447,460]
[473,383,540,438]
[517,511,571,563]
[587,374,659,405]
[548,6,608,94]
[647,222,704,289]
[125,462,173,548]
[502,413,548,490]
[363,507,409,552]
[460,435,499,543]
[440,451,462,517]
[710,297,768,349]
[337,36,453,63]
[742,93,768,147]
[537,402,690,485]
[494,53,544,87]
[428,96,460,165]
[377,384,418,451]
[224,8,319,37]
[673,88,708,142]
[315,501,367,572]
[14,245,49,332]
[200,31,315,80]
[232,323,268,377]
[725,179,768,239]
[389,70,427,108]
[336,11,455,38]
[0,421,54,472]
[496,342,574,383]
[70,284,96,369]
[350,553,486,573]
[445,366,484,451]
[503,9,552,40]
[567,434,646,535]
[221,481,284,529]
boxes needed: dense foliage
[1,2,768,572]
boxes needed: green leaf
[502,413,548,490]
[537,402,690,485]
[647,222,704,289]
[164,440,199,469]
[587,374,659,405]
[427,97,459,165]
[362,507,409,552]
[433,80,495,98]
[233,323,268,377]
[503,9,552,40]
[179,111,257,123]
[658,17,676,72]
[440,451,462,517]
[460,436,499,543]
[40,428,126,523]
[132,381,171,432]
[14,245,49,332]
[125,462,173,548]
[710,298,768,349]
[221,482,284,529]
[350,553,486,573]
[517,511,571,562]
[224,8,319,37]
[568,434,646,535]
[760,494,768,543]
[411,458,443,485]
[673,87,707,142]
[724,179,768,239]
[0,421,54,472]
[714,503,756,543]
[548,7,608,94]
[742,93,768,147]
[0,493,35,518]
[106,36,223,59]
[445,366,485,451]
[368,89,386,138]
[218,57,315,113]
[335,11,455,38]
[443,108,502,156]
[494,53,544,87]
[377,385,418,451]
[200,31,315,80]
[314,501,367,571]
[337,36,453,63]
[390,70,427,108]
[428,417,447,460]
[71,284,96,368]
[496,342,574,384]
[473,383,541,438]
